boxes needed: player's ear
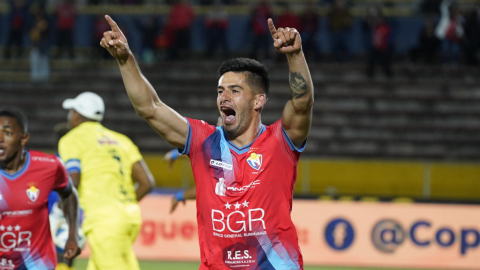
[254,94,266,110]
[20,132,30,146]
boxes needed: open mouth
[0,148,5,156]
[221,106,236,124]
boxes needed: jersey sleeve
[272,120,306,163]
[53,156,71,192]
[125,138,143,165]
[58,135,82,174]
[178,118,217,156]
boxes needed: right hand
[100,15,130,63]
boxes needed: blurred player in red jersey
[0,109,81,269]
[101,15,313,270]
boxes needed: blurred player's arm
[171,186,196,214]
[69,172,80,188]
[164,149,180,170]
[57,181,81,260]
[268,19,314,146]
[131,160,154,201]
[100,15,188,148]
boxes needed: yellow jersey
[58,122,142,231]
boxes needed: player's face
[217,72,257,136]
[0,117,29,164]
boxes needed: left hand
[64,237,81,260]
[268,18,302,55]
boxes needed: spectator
[410,17,441,64]
[328,0,353,62]
[276,3,301,30]
[300,1,321,61]
[463,8,480,66]
[249,0,272,60]
[275,3,301,61]
[204,1,229,59]
[166,0,195,60]
[199,0,213,5]
[136,15,160,64]
[363,5,394,78]
[4,0,28,59]
[435,0,464,64]
[30,8,51,82]
[93,15,111,59]
[420,0,441,15]
[55,0,76,59]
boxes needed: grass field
[72,259,436,270]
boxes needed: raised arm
[268,18,314,146]
[100,15,188,148]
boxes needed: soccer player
[101,15,313,270]
[48,122,86,270]
[58,92,155,270]
[0,109,81,269]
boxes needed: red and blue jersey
[0,150,70,270]
[181,118,305,270]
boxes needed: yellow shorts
[85,221,141,270]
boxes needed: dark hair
[0,109,28,134]
[218,58,270,98]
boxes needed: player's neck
[0,149,27,174]
[226,118,263,148]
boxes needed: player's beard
[223,107,251,138]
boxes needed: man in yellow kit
[58,91,154,270]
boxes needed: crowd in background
[2,0,480,81]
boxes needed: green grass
[73,259,435,270]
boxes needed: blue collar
[224,125,266,155]
[0,151,31,180]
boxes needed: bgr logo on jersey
[0,224,32,252]
[246,153,262,170]
[26,186,40,202]
[212,205,265,234]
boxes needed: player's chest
[208,144,289,196]
[0,174,52,212]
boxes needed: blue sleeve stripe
[282,128,307,152]
[67,167,81,174]
[65,159,81,170]
[178,119,192,155]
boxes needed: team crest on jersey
[26,186,40,202]
[247,153,262,170]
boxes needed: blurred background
[1,0,480,269]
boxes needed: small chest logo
[246,153,262,170]
[26,186,40,202]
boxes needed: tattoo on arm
[289,72,308,100]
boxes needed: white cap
[62,92,105,121]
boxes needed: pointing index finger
[105,15,120,32]
[267,18,277,38]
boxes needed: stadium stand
[2,60,480,161]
